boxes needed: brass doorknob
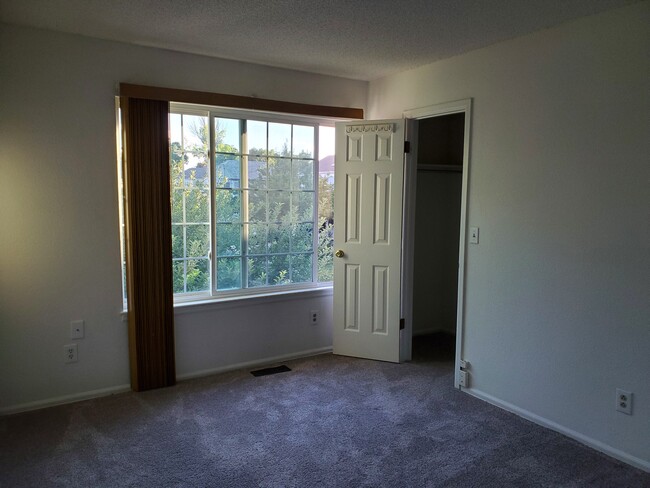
[335,249,345,258]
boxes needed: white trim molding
[1,384,131,416]
[468,388,650,473]
[177,346,333,381]
[402,98,472,388]
[345,123,394,133]
[1,347,334,416]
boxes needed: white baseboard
[1,347,333,416]
[0,384,131,416]
[466,387,650,473]
[176,346,333,381]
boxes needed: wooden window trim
[120,83,364,120]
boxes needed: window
[168,104,335,300]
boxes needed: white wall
[369,2,650,467]
[0,24,365,412]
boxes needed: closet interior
[412,113,465,345]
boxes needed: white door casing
[332,119,405,363]
[403,99,472,387]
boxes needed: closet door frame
[402,99,472,389]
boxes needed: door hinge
[404,141,410,153]
[399,318,405,330]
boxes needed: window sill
[120,285,333,320]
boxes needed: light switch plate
[469,227,479,244]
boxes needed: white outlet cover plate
[70,320,85,339]
[616,388,633,415]
[64,344,78,363]
[469,227,479,244]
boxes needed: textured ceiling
[0,0,638,80]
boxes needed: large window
[168,105,335,300]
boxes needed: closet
[412,113,464,341]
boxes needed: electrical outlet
[459,370,469,388]
[310,310,319,325]
[64,344,78,363]
[616,389,633,415]
[70,320,85,339]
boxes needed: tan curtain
[121,97,176,391]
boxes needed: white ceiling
[0,0,638,80]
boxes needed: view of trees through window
[169,110,335,297]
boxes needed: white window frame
[169,102,336,304]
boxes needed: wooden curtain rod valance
[120,83,364,120]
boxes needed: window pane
[247,224,267,255]
[247,256,267,287]
[248,158,266,189]
[215,189,241,223]
[318,126,335,161]
[292,191,314,222]
[318,125,335,283]
[268,254,290,285]
[268,191,290,222]
[292,159,313,191]
[248,190,267,222]
[186,258,210,292]
[318,125,335,220]
[293,125,314,158]
[186,224,209,258]
[170,113,182,146]
[183,115,208,152]
[292,223,313,252]
[215,117,240,153]
[269,122,291,156]
[172,225,183,259]
[217,257,241,290]
[291,254,312,283]
[268,224,291,254]
[268,157,291,190]
[248,120,267,156]
[215,155,241,188]
[216,223,241,256]
[185,189,210,223]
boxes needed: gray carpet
[1,334,648,487]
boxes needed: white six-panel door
[332,119,405,363]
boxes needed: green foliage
[318,221,334,282]
[317,174,334,282]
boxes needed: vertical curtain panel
[121,97,176,391]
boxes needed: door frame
[402,99,472,388]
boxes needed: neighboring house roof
[184,165,209,182]
[319,155,335,173]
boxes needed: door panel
[333,120,405,362]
